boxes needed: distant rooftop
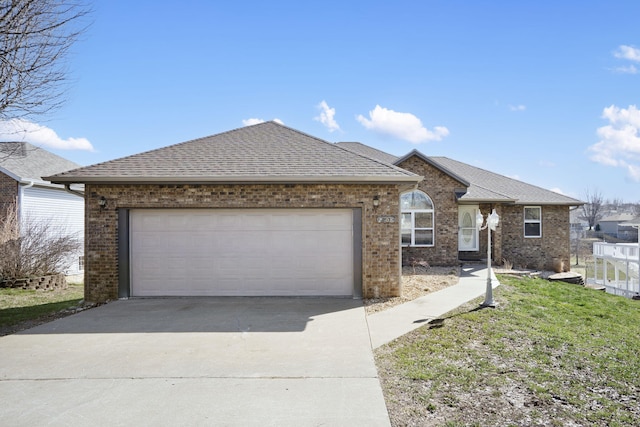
[0,142,81,184]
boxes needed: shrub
[0,203,81,280]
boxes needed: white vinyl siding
[21,185,84,274]
[524,206,542,238]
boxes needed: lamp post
[476,208,500,307]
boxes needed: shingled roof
[337,143,583,206]
[46,122,421,185]
[0,142,81,184]
[335,142,400,165]
[428,156,582,205]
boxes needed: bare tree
[0,0,90,120]
[580,188,604,231]
[0,202,81,280]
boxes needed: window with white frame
[524,206,542,238]
[401,190,434,247]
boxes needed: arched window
[401,190,435,247]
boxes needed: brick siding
[0,172,18,216]
[396,156,463,266]
[397,157,573,271]
[84,183,403,303]
[500,205,571,271]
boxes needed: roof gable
[427,156,583,205]
[0,142,81,184]
[332,142,583,206]
[46,122,421,184]
[395,150,470,187]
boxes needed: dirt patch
[364,266,460,315]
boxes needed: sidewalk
[367,264,500,349]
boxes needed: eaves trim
[44,174,425,185]
[395,150,471,187]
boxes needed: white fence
[590,242,640,298]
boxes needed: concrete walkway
[367,264,500,349]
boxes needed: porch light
[373,195,380,207]
[477,208,500,307]
[99,196,107,208]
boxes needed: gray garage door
[130,209,355,296]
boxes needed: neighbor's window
[524,206,542,238]
[401,190,434,247]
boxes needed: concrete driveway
[0,298,390,426]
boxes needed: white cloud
[242,118,284,126]
[588,105,640,181]
[242,118,265,126]
[0,119,93,151]
[356,105,449,144]
[314,101,340,132]
[550,187,566,195]
[613,45,640,62]
[612,65,638,74]
[509,104,526,111]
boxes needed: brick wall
[500,205,571,271]
[0,172,18,216]
[396,156,463,266]
[84,183,403,303]
[394,157,573,271]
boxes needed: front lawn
[0,283,84,336]
[375,275,640,426]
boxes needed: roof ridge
[259,125,417,178]
[46,122,423,184]
[333,142,418,178]
[51,122,275,176]
[431,156,583,204]
[469,182,515,201]
[395,150,470,186]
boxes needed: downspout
[64,184,85,198]
[18,180,34,221]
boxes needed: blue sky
[1,0,640,202]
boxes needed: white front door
[458,205,479,251]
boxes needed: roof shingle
[0,142,80,184]
[47,122,421,184]
[332,142,583,206]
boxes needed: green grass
[377,275,640,426]
[0,283,84,330]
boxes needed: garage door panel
[133,233,168,253]
[131,209,354,297]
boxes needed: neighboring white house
[0,142,84,275]
[597,213,636,239]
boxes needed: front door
[458,205,479,251]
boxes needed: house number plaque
[376,215,397,223]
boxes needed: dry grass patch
[375,275,640,427]
[365,266,460,314]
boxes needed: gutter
[46,175,424,185]
[64,184,85,197]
